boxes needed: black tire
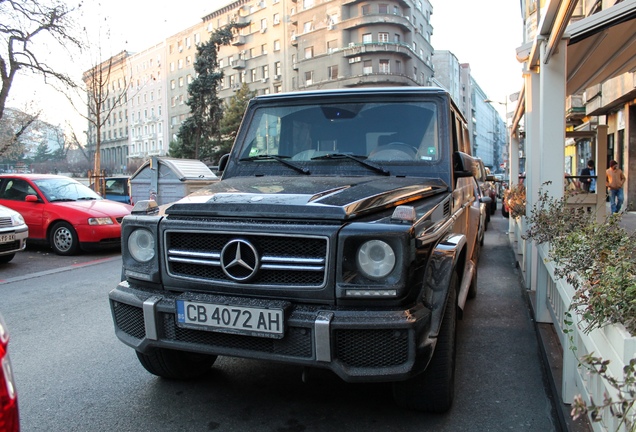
[393,273,457,412]
[50,221,80,255]
[490,199,497,215]
[0,253,15,263]
[468,265,478,299]
[136,348,218,379]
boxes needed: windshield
[34,178,102,202]
[237,101,441,166]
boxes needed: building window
[261,44,267,55]
[361,4,371,15]
[194,33,200,45]
[305,71,313,85]
[273,13,280,25]
[303,21,313,33]
[328,65,338,80]
[275,61,282,76]
[327,39,337,53]
[274,39,281,51]
[394,5,400,15]
[251,68,257,82]
[362,33,372,44]
[363,60,372,74]
[261,18,267,30]
[170,80,175,89]
[394,33,401,43]
[304,46,313,59]
[395,60,402,74]
[379,59,390,73]
[302,0,313,10]
[170,62,175,72]
[274,85,282,93]
[378,32,389,43]
[379,4,388,13]
[186,56,192,66]
[178,59,183,69]
[262,65,269,79]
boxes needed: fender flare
[421,233,467,340]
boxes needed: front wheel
[136,348,218,379]
[392,273,458,412]
[50,221,80,255]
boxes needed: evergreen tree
[214,82,255,161]
[175,23,247,161]
[33,142,52,163]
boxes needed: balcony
[342,42,415,59]
[232,59,246,69]
[341,14,412,31]
[231,35,246,46]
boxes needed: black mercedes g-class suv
[109,87,485,412]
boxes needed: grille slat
[335,329,409,368]
[165,231,328,287]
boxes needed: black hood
[166,176,448,221]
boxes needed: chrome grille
[0,217,13,228]
[165,231,328,287]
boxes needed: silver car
[0,204,28,263]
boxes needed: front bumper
[109,282,434,382]
[0,226,28,256]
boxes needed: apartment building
[128,42,169,163]
[83,50,131,173]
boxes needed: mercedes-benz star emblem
[220,239,259,282]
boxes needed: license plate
[176,300,284,339]
[0,233,15,243]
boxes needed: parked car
[0,313,19,432]
[0,204,28,263]
[473,158,498,216]
[0,174,132,255]
[110,87,483,412]
[90,176,132,205]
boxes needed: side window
[1,179,35,201]
[450,111,459,153]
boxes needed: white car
[0,204,28,263]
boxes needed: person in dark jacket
[579,160,596,192]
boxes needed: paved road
[1,207,559,431]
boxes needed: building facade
[128,42,169,165]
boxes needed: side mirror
[486,175,497,182]
[480,196,492,204]
[218,154,230,173]
[453,151,474,178]
[25,194,38,202]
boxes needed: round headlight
[128,229,155,262]
[357,240,396,280]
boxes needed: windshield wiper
[240,154,310,175]
[49,198,76,202]
[311,153,390,176]
[77,197,98,200]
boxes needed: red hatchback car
[0,174,132,255]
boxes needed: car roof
[0,173,76,181]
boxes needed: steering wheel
[368,142,419,161]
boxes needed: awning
[511,0,636,132]
[566,0,636,95]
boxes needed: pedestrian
[580,160,596,193]
[606,160,626,214]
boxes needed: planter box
[537,244,636,432]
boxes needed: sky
[7,0,525,133]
